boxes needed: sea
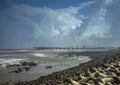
[0,48,110,57]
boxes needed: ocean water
[0,48,109,57]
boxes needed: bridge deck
[33,47,82,50]
[33,47,106,50]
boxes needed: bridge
[33,47,82,50]
[33,47,106,50]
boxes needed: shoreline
[0,51,92,84]
[1,49,120,85]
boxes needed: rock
[46,66,52,69]
[21,62,37,66]
[95,72,107,78]
[97,82,104,85]
[79,78,87,83]
[102,78,114,83]
[56,80,63,84]
[89,72,95,77]
[69,79,80,85]
[84,69,91,77]
[28,62,37,66]
[106,71,116,76]
[87,80,94,84]
[105,82,113,85]
[11,68,23,73]
[90,67,98,73]
[25,67,31,71]
[112,76,120,84]
[63,78,71,83]
[6,64,20,68]
[79,74,86,79]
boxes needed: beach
[0,49,94,84]
[27,49,120,85]
[0,49,118,85]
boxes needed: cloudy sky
[0,0,120,49]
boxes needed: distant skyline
[0,0,120,49]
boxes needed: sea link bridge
[33,47,83,50]
[33,47,105,50]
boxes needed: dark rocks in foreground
[20,62,37,66]
[7,61,37,74]
[46,66,52,69]
[10,68,23,73]
[10,67,31,73]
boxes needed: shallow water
[0,48,109,57]
[0,55,90,83]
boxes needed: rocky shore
[1,50,120,85]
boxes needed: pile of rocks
[20,62,37,66]
[7,61,37,74]
[10,67,31,73]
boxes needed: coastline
[1,49,120,85]
[0,50,92,84]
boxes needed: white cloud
[105,0,113,5]
[33,7,83,39]
[98,8,107,20]
[82,18,110,38]
[32,1,95,39]
[81,0,113,39]
[0,0,116,47]
[79,1,95,8]
[0,1,96,48]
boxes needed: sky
[0,0,120,49]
